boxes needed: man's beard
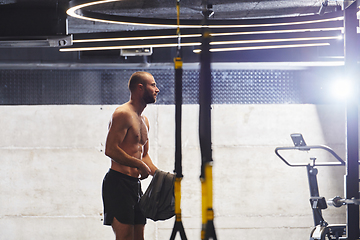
[143,89,156,104]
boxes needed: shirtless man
[102,71,160,240]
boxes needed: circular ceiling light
[67,0,344,29]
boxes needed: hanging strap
[170,1,188,239]
[199,2,217,239]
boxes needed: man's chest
[127,117,148,145]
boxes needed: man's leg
[134,224,145,240]
[112,217,134,240]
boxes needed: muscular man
[102,71,160,240]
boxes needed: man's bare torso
[110,103,149,178]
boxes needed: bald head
[128,71,154,92]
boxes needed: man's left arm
[142,148,157,176]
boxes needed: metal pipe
[344,1,359,239]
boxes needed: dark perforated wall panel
[0,67,331,105]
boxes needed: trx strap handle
[170,177,187,240]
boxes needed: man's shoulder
[114,102,133,113]
[114,104,128,112]
[112,104,133,121]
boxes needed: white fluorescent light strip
[73,34,202,43]
[73,27,343,43]
[193,43,330,53]
[211,36,340,46]
[210,27,343,37]
[60,36,337,52]
[67,0,344,28]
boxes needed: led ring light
[67,0,344,29]
[64,0,345,52]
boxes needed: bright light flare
[337,35,343,40]
[331,79,353,100]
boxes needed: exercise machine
[275,133,346,240]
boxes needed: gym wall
[0,64,347,240]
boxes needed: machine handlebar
[275,145,345,167]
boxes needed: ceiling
[0,0,345,34]
[0,0,355,63]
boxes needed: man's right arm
[105,110,150,178]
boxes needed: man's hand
[137,161,151,180]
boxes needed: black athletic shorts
[102,169,146,226]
